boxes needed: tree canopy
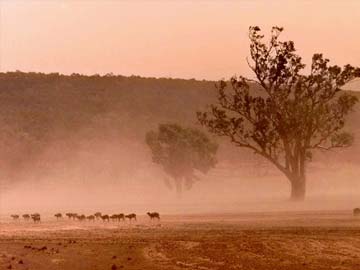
[198,26,360,200]
[146,123,218,195]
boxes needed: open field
[1,211,360,270]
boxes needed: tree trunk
[290,176,306,201]
[287,147,307,201]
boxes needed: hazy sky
[0,0,359,80]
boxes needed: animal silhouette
[110,214,118,221]
[76,214,86,221]
[66,213,74,219]
[94,212,102,220]
[54,213,62,220]
[117,213,125,221]
[101,215,110,222]
[125,213,137,221]
[147,212,160,220]
[31,213,41,223]
[11,215,19,220]
[353,208,360,216]
[22,214,30,220]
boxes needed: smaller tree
[146,123,218,196]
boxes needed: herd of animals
[9,209,360,223]
[9,212,160,223]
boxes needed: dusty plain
[1,211,360,270]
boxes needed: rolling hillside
[0,71,359,186]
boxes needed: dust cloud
[1,127,359,216]
[0,73,358,217]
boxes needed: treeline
[0,71,216,182]
[0,71,359,184]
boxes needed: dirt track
[1,212,360,270]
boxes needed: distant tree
[198,26,360,201]
[146,123,218,196]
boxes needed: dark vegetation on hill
[0,71,359,185]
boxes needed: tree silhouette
[198,26,360,201]
[146,123,218,196]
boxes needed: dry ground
[1,211,360,270]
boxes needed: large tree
[146,123,218,196]
[197,26,360,201]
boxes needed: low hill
[0,71,359,188]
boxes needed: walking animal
[22,214,30,220]
[94,212,102,220]
[54,213,62,220]
[66,213,73,219]
[147,212,160,220]
[125,213,137,222]
[11,215,19,220]
[76,214,86,221]
[353,208,360,216]
[117,213,125,221]
[110,214,119,222]
[31,213,41,223]
[101,215,110,222]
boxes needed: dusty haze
[0,73,359,216]
[0,1,360,216]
